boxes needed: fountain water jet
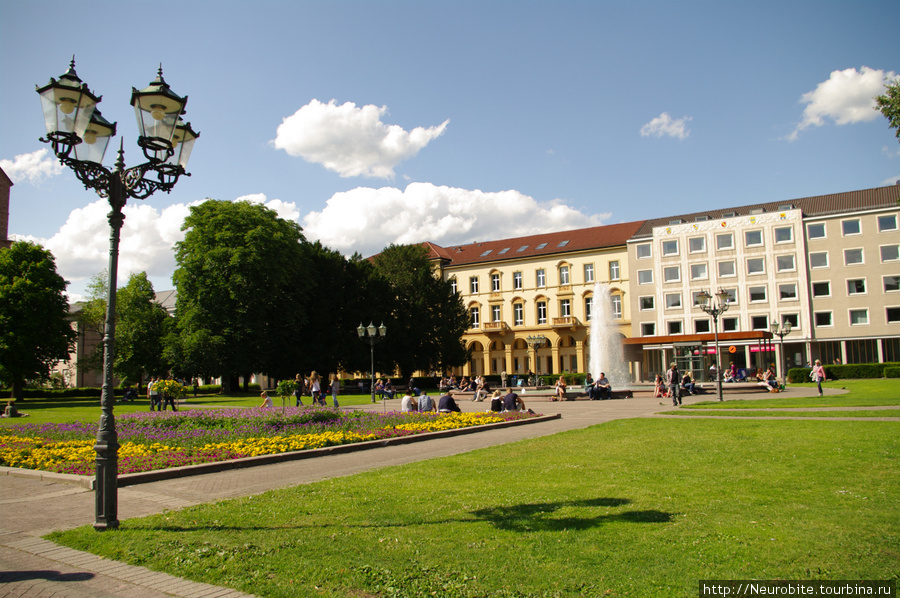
[588,283,630,387]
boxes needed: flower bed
[0,407,535,476]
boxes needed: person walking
[666,363,681,406]
[147,377,160,411]
[811,359,827,396]
[329,374,341,408]
[309,371,323,405]
[294,373,305,406]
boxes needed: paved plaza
[1,385,890,597]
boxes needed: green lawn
[662,409,900,418]
[48,417,899,598]
[686,379,900,410]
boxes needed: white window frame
[749,286,767,303]
[537,301,547,325]
[842,219,862,237]
[885,275,900,293]
[640,322,656,336]
[609,260,620,281]
[776,254,796,272]
[450,279,457,295]
[636,243,652,259]
[751,315,770,330]
[774,226,793,243]
[491,273,500,292]
[470,306,480,327]
[849,308,869,326]
[716,233,734,250]
[846,278,867,296]
[694,319,711,334]
[667,320,683,335]
[470,276,479,294]
[638,269,653,285]
[886,306,900,324]
[881,244,900,263]
[814,311,833,328]
[779,283,798,301]
[844,248,864,266]
[718,260,736,278]
[688,237,706,253]
[514,303,524,326]
[611,294,622,319]
[665,293,683,309]
[560,299,571,318]
[492,304,501,322]
[690,263,708,280]
[807,222,826,240]
[747,257,765,275]
[744,229,763,247]
[663,266,681,283]
[584,263,594,283]
[559,265,570,286]
[878,214,898,232]
[812,281,831,297]
[513,271,523,290]
[639,296,655,310]
[809,252,829,269]
[722,317,739,332]
[662,239,679,256]
[536,269,546,287]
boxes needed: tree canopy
[875,79,900,142]
[114,272,171,383]
[0,242,75,400]
[172,200,307,391]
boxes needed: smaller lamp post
[525,335,548,386]
[697,289,730,402]
[770,320,792,388]
[357,322,387,410]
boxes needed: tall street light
[525,335,547,386]
[36,59,198,530]
[770,320,792,389]
[357,322,387,410]
[697,289,730,402]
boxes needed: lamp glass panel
[39,85,97,139]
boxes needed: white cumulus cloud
[271,99,449,179]
[17,194,299,300]
[301,182,609,258]
[640,112,692,139]
[788,66,898,141]
[0,149,64,184]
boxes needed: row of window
[812,275,900,297]
[469,295,623,328]
[637,254,798,284]
[809,245,899,268]
[639,306,900,337]
[639,275,900,311]
[636,214,898,259]
[458,261,622,295]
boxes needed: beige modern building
[625,184,900,382]
[425,222,645,380]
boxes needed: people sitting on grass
[259,391,274,408]
[438,393,461,413]
[2,399,27,418]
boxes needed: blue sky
[1,0,898,299]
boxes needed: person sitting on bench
[594,373,612,400]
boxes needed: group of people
[287,371,341,408]
[400,387,529,414]
[146,376,178,411]
[582,373,613,401]
[654,366,698,404]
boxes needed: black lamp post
[357,322,387,410]
[36,59,198,530]
[770,320,792,388]
[697,289,730,402]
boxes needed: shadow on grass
[471,497,673,531]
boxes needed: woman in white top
[259,391,274,408]
[310,371,322,405]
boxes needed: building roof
[631,184,900,239]
[427,220,647,268]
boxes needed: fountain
[588,283,630,387]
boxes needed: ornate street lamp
[36,59,198,530]
[357,322,387,410]
[770,320,792,389]
[525,335,548,386]
[697,288,730,402]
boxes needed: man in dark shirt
[438,393,461,413]
[502,389,525,412]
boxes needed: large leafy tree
[75,270,110,374]
[373,243,469,380]
[875,78,900,142]
[114,272,171,384]
[172,200,307,391]
[0,242,75,400]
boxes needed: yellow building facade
[424,221,645,380]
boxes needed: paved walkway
[1,385,888,597]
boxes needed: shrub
[884,366,900,378]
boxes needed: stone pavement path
[1,385,888,597]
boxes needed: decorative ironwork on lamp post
[357,322,387,410]
[36,59,199,530]
[525,335,548,386]
[697,289,730,402]
[770,320,792,389]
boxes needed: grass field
[48,416,899,598]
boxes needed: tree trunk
[11,379,24,402]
